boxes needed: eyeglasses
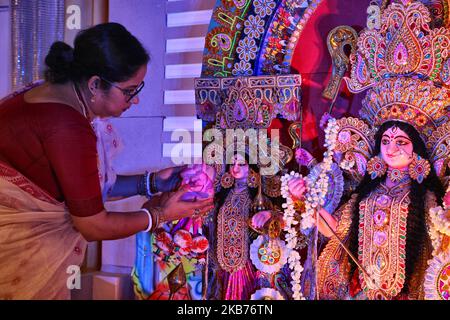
[101,78,145,102]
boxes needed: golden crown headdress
[339,0,450,176]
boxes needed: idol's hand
[444,191,450,208]
[295,148,315,167]
[251,210,272,230]
[288,177,307,201]
[317,208,338,238]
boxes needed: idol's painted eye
[396,139,410,146]
[381,138,390,145]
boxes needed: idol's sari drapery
[0,161,86,299]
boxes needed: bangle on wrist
[138,171,157,198]
[146,171,152,197]
[137,172,149,197]
[140,208,153,233]
[150,172,158,194]
[148,207,161,232]
[141,207,162,233]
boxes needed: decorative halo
[250,288,285,300]
[424,252,450,300]
[249,235,289,274]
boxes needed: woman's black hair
[347,120,445,295]
[45,22,150,87]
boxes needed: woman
[0,23,213,299]
[288,120,445,299]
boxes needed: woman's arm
[107,165,188,200]
[71,187,214,241]
[107,174,141,200]
[71,209,149,241]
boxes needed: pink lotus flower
[179,164,215,201]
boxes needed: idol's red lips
[386,153,398,158]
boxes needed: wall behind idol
[102,0,214,274]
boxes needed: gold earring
[408,153,431,184]
[220,172,234,189]
[367,155,387,180]
[90,96,96,103]
[247,169,259,188]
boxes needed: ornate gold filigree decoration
[195,75,302,127]
[323,26,358,103]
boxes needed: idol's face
[380,126,414,169]
[230,153,249,180]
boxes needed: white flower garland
[281,117,339,300]
[428,206,450,256]
[303,117,338,230]
[281,171,304,300]
[340,158,355,171]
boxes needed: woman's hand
[288,177,307,201]
[154,165,187,193]
[251,210,272,230]
[145,186,214,223]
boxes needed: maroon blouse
[0,91,104,217]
